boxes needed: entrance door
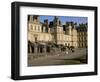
[35,37,37,42]
[34,34,38,43]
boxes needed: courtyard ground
[28,48,87,66]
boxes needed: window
[65,43,67,46]
[80,37,81,41]
[34,26,36,30]
[38,26,40,32]
[30,25,33,30]
[35,37,37,42]
[42,27,43,32]
[80,32,81,36]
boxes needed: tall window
[35,37,37,42]
[30,25,33,30]
[38,26,40,32]
[42,27,43,32]
[34,26,36,31]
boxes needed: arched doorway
[35,37,37,43]
[31,45,34,53]
[46,46,50,53]
[40,45,43,53]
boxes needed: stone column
[43,45,46,53]
[47,45,51,53]
[44,45,46,53]
[34,43,38,54]
[38,45,40,53]
[29,46,32,53]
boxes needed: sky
[39,15,88,25]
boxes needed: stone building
[28,15,86,53]
[77,24,87,48]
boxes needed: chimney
[33,15,39,22]
[54,16,60,26]
[44,19,48,25]
[29,15,33,22]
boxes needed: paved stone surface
[28,48,87,66]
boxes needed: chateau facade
[77,24,87,48]
[28,15,87,53]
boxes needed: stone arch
[39,45,43,53]
[28,41,31,53]
[46,45,50,53]
[28,41,34,53]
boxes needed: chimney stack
[29,15,33,22]
[44,19,48,25]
